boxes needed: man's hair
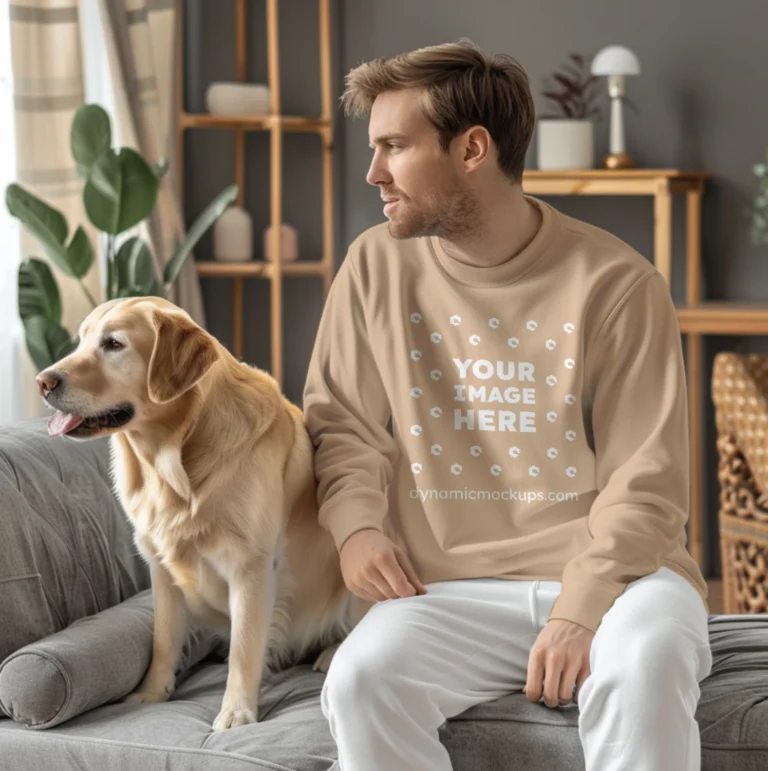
[340,39,535,183]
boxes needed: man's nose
[36,370,62,396]
[366,157,392,187]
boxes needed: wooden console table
[522,169,768,569]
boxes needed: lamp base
[601,152,636,170]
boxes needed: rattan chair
[712,352,768,614]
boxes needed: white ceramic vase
[213,206,252,262]
[536,119,594,170]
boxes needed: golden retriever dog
[36,296,366,730]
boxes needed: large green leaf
[22,316,75,372]
[164,184,238,286]
[71,104,112,179]
[64,225,94,279]
[5,183,72,274]
[115,237,161,296]
[83,148,159,235]
[18,258,62,323]
[5,183,93,279]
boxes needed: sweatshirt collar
[428,195,558,287]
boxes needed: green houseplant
[6,103,238,371]
[749,149,768,246]
[536,53,603,171]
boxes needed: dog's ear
[147,310,218,404]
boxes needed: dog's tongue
[47,411,84,437]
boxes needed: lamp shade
[591,45,640,76]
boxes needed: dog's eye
[101,337,125,352]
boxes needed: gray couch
[0,419,767,771]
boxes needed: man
[302,39,712,771]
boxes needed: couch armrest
[0,418,150,663]
[0,589,225,728]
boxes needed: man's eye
[101,337,124,352]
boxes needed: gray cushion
[0,589,225,729]
[0,420,150,664]
[0,615,766,771]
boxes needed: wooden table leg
[685,185,705,568]
[687,332,704,567]
[654,179,673,285]
[686,186,703,305]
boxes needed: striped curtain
[9,0,102,418]
[99,0,205,327]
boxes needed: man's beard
[386,180,480,241]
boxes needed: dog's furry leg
[125,558,189,704]
[213,555,274,731]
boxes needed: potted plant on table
[536,53,602,171]
[748,148,768,246]
[5,103,238,371]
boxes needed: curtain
[8,0,101,419]
[98,0,205,327]
[0,0,23,424]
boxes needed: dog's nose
[36,370,62,397]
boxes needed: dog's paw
[312,642,341,673]
[123,688,172,705]
[213,705,257,731]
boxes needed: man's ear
[147,310,218,404]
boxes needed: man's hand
[339,528,428,602]
[524,619,594,708]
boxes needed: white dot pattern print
[403,307,581,483]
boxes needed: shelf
[525,169,712,179]
[180,112,331,134]
[523,169,711,196]
[195,260,328,278]
[676,302,768,335]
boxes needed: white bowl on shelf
[205,82,271,116]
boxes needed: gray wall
[184,0,768,579]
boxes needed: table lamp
[590,45,640,169]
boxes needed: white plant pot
[536,119,594,171]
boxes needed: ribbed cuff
[319,494,387,552]
[547,577,626,632]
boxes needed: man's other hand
[524,619,594,708]
[339,528,428,602]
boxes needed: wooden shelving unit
[523,169,768,570]
[176,0,335,387]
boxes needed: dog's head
[36,296,219,440]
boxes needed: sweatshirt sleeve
[548,269,690,632]
[302,251,399,552]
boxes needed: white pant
[321,566,712,771]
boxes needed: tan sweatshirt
[303,195,708,632]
